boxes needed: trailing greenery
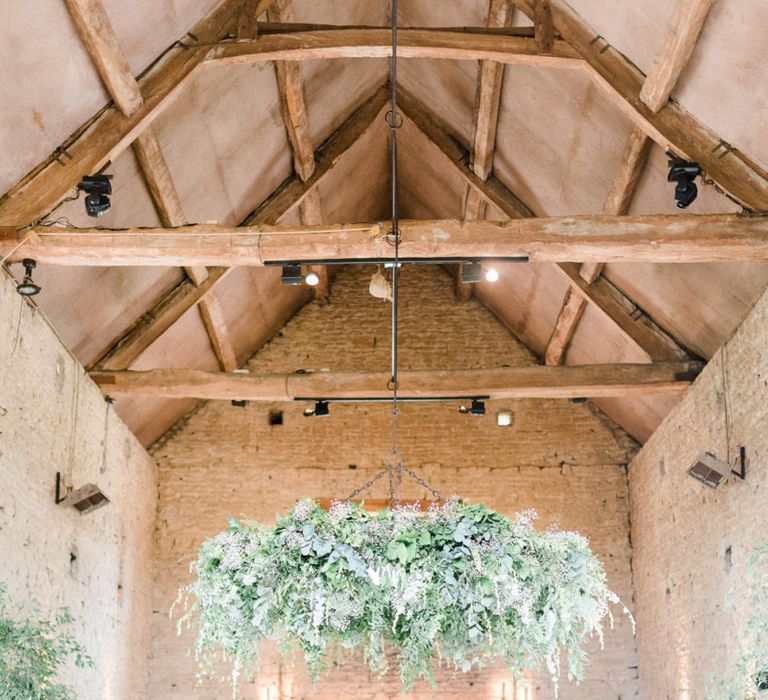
[0,583,93,700]
[707,542,768,699]
[178,499,627,693]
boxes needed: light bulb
[484,267,499,283]
[305,272,320,286]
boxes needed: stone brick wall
[629,282,768,698]
[150,266,640,699]
[0,269,158,699]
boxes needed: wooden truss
[1,0,762,396]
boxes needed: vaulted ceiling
[2,0,767,446]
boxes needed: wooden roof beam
[510,0,768,211]
[545,125,651,364]
[63,0,238,370]
[6,214,768,267]
[63,0,144,117]
[237,0,280,39]
[90,361,703,401]
[92,267,233,370]
[640,0,717,113]
[0,0,244,227]
[85,87,388,369]
[395,90,690,362]
[206,29,581,68]
[134,130,239,371]
[458,0,515,301]
[533,0,555,55]
[268,0,329,302]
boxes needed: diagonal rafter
[458,0,515,301]
[0,0,245,226]
[133,129,239,371]
[267,0,329,300]
[545,126,651,364]
[87,86,390,370]
[5,19,765,227]
[396,88,690,362]
[62,0,238,371]
[640,0,716,113]
[509,0,768,211]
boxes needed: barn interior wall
[629,281,768,698]
[0,269,158,699]
[149,265,640,699]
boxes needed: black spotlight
[16,259,41,297]
[755,671,768,691]
[281,264,305,286]
[77,175,112,217]
[458,399,485,416]
[667,159,701,209]
[461,263,482,284]
[304,401,330,417]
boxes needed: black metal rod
[266,256,530,267]
[293,396,490,404]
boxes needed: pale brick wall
[0,269,158,699]
[150,266,640,699]
[629,282,768,698]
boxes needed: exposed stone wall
[629,282,768,698]
[0,269,158,699]
[150,266,640,699]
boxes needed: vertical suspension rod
[389,0,400,461]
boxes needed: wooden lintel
[89,362,703,400]
[640,0,717,113]
[63,0,143,117]
[8,215,768,267]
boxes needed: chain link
[346,470,386,502]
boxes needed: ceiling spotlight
[305,271,320,287]
[281,264,305,286]
[668,159,701,209]
[459,399,486,416]
[16,258,41,297]
[484,267,500,283]
[461,263,482,284]
[496,410,513,427]
[304,400,330,417]
[77,175,112,217]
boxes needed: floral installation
[177,498,629,694]
[0,582,93,700]
[707,541,768,699]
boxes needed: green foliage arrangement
[707,542,768,699]
[0,583,93,700]
[178,499,627,694]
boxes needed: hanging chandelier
[178,2,628,694]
